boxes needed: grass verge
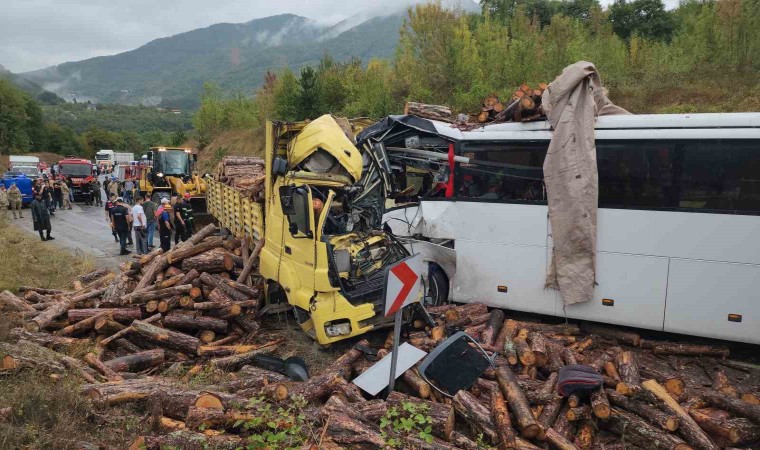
[0,218,143,449]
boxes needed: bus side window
[597,140,678,210]
[678,140,760,213]
[457,142,547,202]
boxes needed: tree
[297,66,322,120]
[170,130,187,147]
[274,69,300,121]
[0,80,31,154]
[609,0,675,42]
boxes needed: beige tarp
[542,61,629,306]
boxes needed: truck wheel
[426,265,449,307]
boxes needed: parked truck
[207,116,417,345]
[9,155,41,179]
[95,149,134,169]
[58,157,95,201]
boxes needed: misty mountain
[0,64,64,104]
[19,12,404,109]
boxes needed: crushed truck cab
[208,115,409,344]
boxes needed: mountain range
[15,2,479,109]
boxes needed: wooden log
[698,389,760,423]
[24,300,71,332]
[615,351,641,396]
[538,397,565,431]
[404,102,453,121]
[480,309,505,346]
[163,313,228,334]
[444,302,488,323]
[529,332,548,367]
[640,365,686,396]
[84,352,123,382]
[566,405,591,422]
[604,407,693,450]
[181,250,233,273]
[199,273,249,302]
[121,284,193,305]
[574,419,595,450]
[221,366,288,392]
[237,238,264,285]
[197,340,281,357]
[589,387,611,419]
[641,380,719,450]
[689,409,760,446]
[18,286,67,295]
[9,329,85,351]
[165,237,225,265]
[131,320,199,355]
[580,322,640,346]
[209,348,273,372]
[323,410,386,449]
[104,349,165,372]
[0,341,67,373]
[642,342,730,359]
[491,387,518,449]
[0,290,35,312]
[388,391,454,441]
[55,311,109,336]
[67,307,142,323]
[129,431,241,450]
[546,341,564,371]
[496,366,543,439]
[401,367,431,399]
[453,389,498,443]
[514,329,536,366]
[711,369,739,397]
[94,318,126,335]
[606,389,678,431]
[546,427,580,450]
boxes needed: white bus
[376,113,760,345]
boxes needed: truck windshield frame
[60,164,92,177]
[156,150,189,176]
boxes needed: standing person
[60,179,72,210]
[104,194,119,242]
[40,181,54,215]
[131,197,148,254]
[180,193,195,240]
[30,193,54,241]
[66,177,74,204]
[110,197,132,255]
[103,177,110,201]
[0,185,8,219]
[142,194,157,249]
[91,179,103,206]
[53,181,63,209]
[108,177,119,198]
[81,180,92,206]
[124,179,134,204]
[157,198,173,252]
[7,183,23,219]
[173,196,187,245]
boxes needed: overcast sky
[2,0,676,73]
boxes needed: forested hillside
[193,0,760,150]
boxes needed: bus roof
[420,112,760,141]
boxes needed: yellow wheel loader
[138,147,210,224]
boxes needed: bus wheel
[426,265,449,307]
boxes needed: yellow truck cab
[208,115,410,344]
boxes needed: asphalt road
[14,174,133,270]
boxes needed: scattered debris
[0,229,759,449]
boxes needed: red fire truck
[58,157,95,201]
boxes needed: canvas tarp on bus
[542,61,629,306]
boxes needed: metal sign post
[382,253,423,395]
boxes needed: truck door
[277,184,318,299]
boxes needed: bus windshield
[157,150,189,176]
[60,164,92,177]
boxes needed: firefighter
[179,193,195,240]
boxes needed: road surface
[14,175,135,270]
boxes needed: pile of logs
[0,223,270,380]
[403,83,549,129]
[2,258,759,449]
[213,156,265,202]
[475,83,548,124]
